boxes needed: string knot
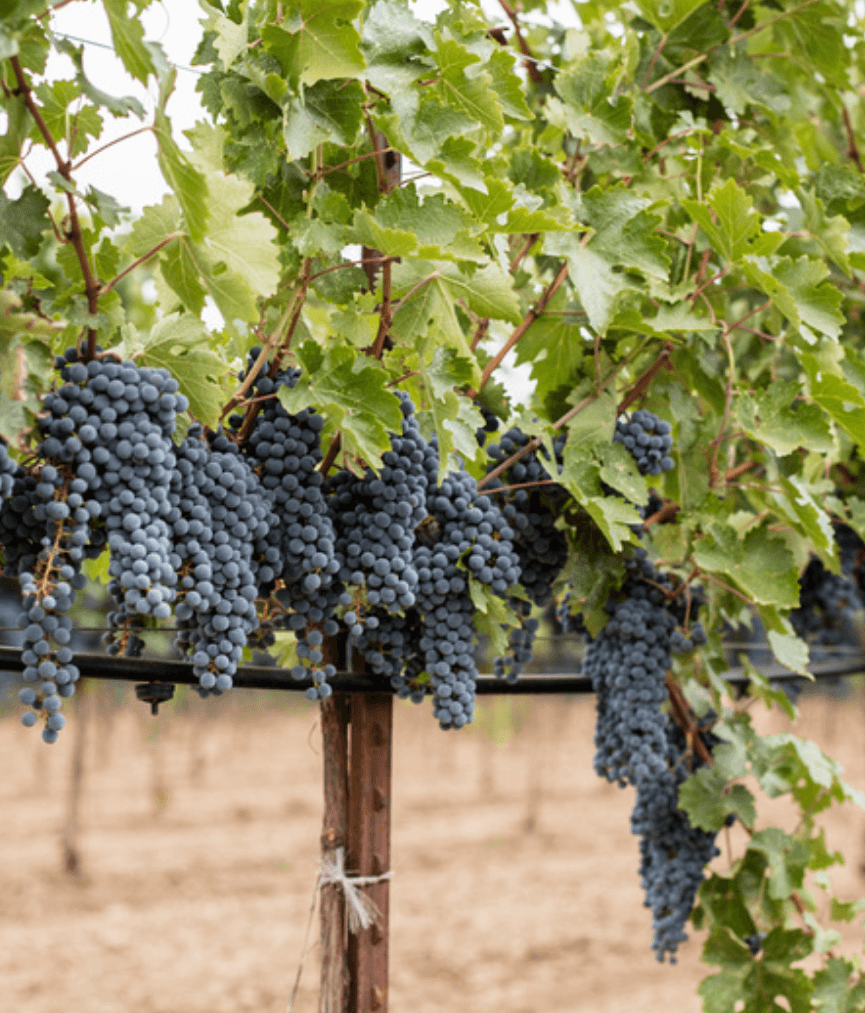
[318,846,391,934]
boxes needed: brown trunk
[346,693,393,1013]
[319,693,350,1013]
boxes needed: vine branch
[10,55,101,359]
[468,261,569,398]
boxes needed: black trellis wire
[0,645,863,696]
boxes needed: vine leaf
[278,342,403,470]
[261,0,366,88]
[692,525,800,607]
[102,0,160,84]
[154,71,209,243]
[742,256,844,342]
[682,178,761,265]
[435,37,504,133]
[800,352,865,448]
[737,381,834,456]
[133,314,227,428]
[419,347,483,482]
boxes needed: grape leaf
[693,525,800,607]
[0,185,50,257]
[801,352,865,448]
[261,1,366,88]
[102,0,159,84]
[434,36,504,133]
[552,52,631,146]
[135,314,227,428]
[154,71,208,243]
[741,255,844,341]
[737,382,834,456]
[682,178,761,265]
[278,342,403,470]
[283,79,365,160]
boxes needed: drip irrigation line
[0,646,862,696]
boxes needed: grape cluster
[169,428,275,694]
[583,559,677,787]
[583,544,715,961]
[790,554,862,661]
[630,720,721,962]
[613,410,675,476]
[485,428,569,604]
[77,356,188,654]
[414,456,521,725]
[328,393,431,611]
[484,428,568,678]
[230,354,341,699]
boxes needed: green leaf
[153,71,208,243]
[419,347,483,480]
[566,184,670,280]
[283,78,364,160]
[801,351,865,449]
[748,828,809,900]
[0,92,30,186]
[102,0,159,83]
[597,442,648,506]
[682,178,761,265]
[583,495,642,553]
[766,630,810,677]
[81,547,110,585]
[134,314,226,428]
[514,309,584,394]
[737,382,835,456]
[85,185,128,229]
[54,35,145,118]
[635,0,710,33]
[741,256,844,342]
[193,170,281,308]
[35,79,104,159]
[350,207,417,258]
[692,525,800,607]
[278,343,403,470]
[486,49,532,121]
[262,0,365,88]
[552,52,632,146]
[812,957,865,1013]
[361,0,434,95]
[798,188,851,276]
[469,577,516,656]
[434,36,503,133]
[199,0,249,70]
[549,241,633,334]
[0,185,49,257]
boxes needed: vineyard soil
[1,689,863,1013]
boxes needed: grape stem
[100,233,184,295]
[495,0,545,83]
[10,56,101,360]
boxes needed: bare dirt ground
[2,685,865,1013]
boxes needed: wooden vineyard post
[319,693,350,1013]
[347,692,393,1013]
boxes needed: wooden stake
[346,692,393,1013]
[320,694,350,1013]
